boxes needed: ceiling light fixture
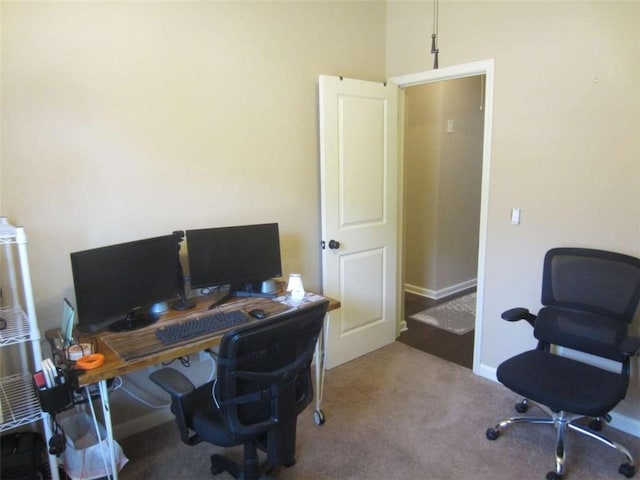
[431,0,440,69]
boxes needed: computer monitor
[70,233,184,333]
[186,223,282,296]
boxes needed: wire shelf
[0,372,42,432]
[0,306,37,347]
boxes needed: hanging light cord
[431,0,439,69]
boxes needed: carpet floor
[117,342,638,480]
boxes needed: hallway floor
[397,291,474,369]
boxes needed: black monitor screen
[186,223,282,290]
[70,234,182,333]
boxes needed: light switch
[447,119,455,133]
[511,208,521,225]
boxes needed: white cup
[287,274,305,303]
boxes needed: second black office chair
[486,248,640,479]
[150,300,328,479]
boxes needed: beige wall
[1,1,386,429]
[389,1,640,429]
[1,0,386,324]
[404,77,483,298]
[404,83,442,294]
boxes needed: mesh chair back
[215,300,328,439]
[536,248,640,361]
[542,248,640,321]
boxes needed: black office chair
[150,300,328,479]
[486,247,640,480]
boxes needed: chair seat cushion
[496,349,629,417]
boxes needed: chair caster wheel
[313,409,325,425]
[515,400,528,413]
[485,428,499,440]
[546,471,562,480]
[619,463,635,478]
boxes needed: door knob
[328,240,341,250]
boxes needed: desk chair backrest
[536,248,640,362]
[215,300,328,440]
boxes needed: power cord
[162,356,191,368]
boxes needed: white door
[318,75,399,369]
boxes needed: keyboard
[155,310,249,345]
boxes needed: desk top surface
[76,292,339,386]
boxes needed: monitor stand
[108,308,159,332]
[232,282,277,299]
[170,293,196,311]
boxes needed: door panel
[340,248,385,333]
[340,96,386,225]
[319,75,398,369]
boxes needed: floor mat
[409,293,476,335]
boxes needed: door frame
[389,59,495,375]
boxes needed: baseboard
[474,362,639,438]
[405,278,476,300]
[474,361,497,383]
[113,409,174,440]
[610,412,640,438]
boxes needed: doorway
[389,59,495,375]
[398,76,484,368]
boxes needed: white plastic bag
[59,412,128,480]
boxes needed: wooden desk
[75,292,339,480]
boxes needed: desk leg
[43,412,60,480]
[313,312,329,426]
[98,379,119,480]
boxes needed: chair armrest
[501,308,537,327]
[149,367,203,446]
[619,337,640,357]
[149,367,196,399]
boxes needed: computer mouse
[249,308,267,319]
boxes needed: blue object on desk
[61,298,75,345]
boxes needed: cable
[204,349,217,383]
[431,0,440,69]
[433,0,439,37]
[111,376,123,390]
[162,355,191,368]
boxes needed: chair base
[211,454,277,480]
[210,439,292,480]
[486,400,636,479]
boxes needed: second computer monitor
[186,223,282,295]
